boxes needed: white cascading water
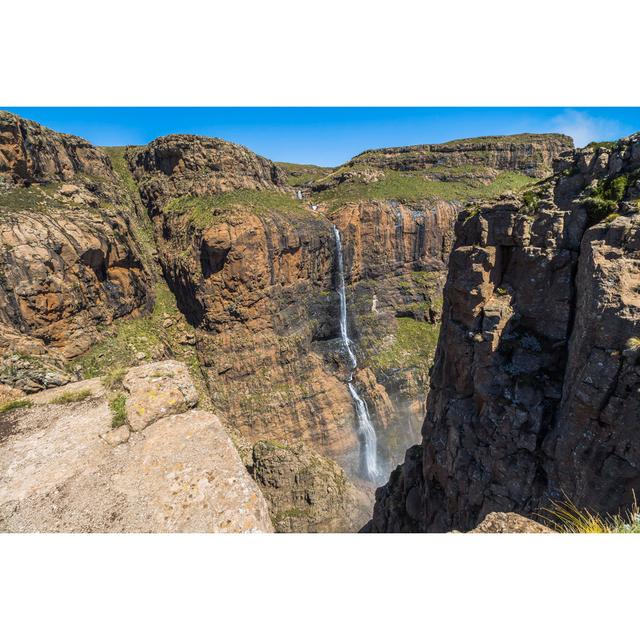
[332,225,379,481]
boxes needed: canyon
[8,108,633,533]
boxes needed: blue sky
[3,107,640,167]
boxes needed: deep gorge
[3,109,637,533]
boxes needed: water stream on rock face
[332,225,379,481]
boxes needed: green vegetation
[50,388,92,405]
[102,146,155,255]
[109,393,127,428]
[102,147,139,200]
[71,282,211,411]
[368,317,440,376]
[166,189,313,228]
[72,283,173,379]
[586,140,617,151]
[0,182,62,212]
[542,495,640,533]
[583,174,629,223]
[0,398,33,414]
[522,190,540,212]
[102,367,127,390]
[314,169,535,210]
[275,162,333,187]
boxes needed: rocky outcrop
[368,134,640,532]
[250,440,373,532]
[0,110,115,187]
[0,360,273,532]
[470,512,552,533]
[351,134,573,178]
[0,112,154,372]
[128,134,287,213]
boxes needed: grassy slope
[314,168,535,211]
[165,189,322,228]
[275,162,333,187]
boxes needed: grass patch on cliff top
[166,189,315,228]
[314,169,535,210]
[50,388,93,405]
[542,495,640,533]
[0,398,33,414]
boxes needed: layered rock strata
[368,136,640,532]
[0,112,154,376]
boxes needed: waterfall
[332,225,379,481]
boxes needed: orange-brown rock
[128,134,288,213]
[0,110,115,187]
[0,112,154,389]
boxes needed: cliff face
[127,143,464,477]
[351,134,573,178]
[368,136,640,532]
[0,112,154,382]
[127,132,567,480]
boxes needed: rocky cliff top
[127,134,288,213]
[350,133,573,178]
[0,360,274,532]
[0,110,116,187]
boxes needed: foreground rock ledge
[0,361,273,533]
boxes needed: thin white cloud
[550,109,624,148]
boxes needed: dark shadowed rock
[368,133,640,532]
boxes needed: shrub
[50,389,92,405]
[522,190,539,211]
[102,367,127,390]
[541,494,640,533]
[0,398,33,414]
[583,196,617,221]
[109,393,127,428]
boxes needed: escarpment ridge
[368,135,640,532]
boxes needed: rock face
[251,440,373,532]
[351,134,573,178]
[0,110,115,186]
[128,134,288,212]
[0,360,273,532]
[470,512,552,533]
[126,131,567,480]
[368,135,640,532]
[0,112,154,371]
